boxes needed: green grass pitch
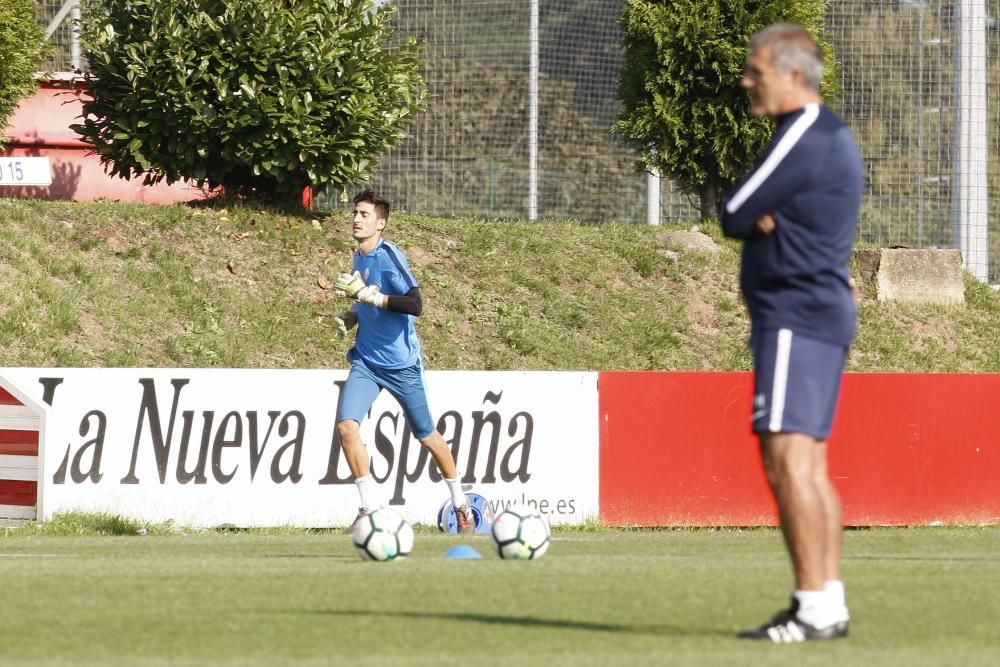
[1,526,998,666]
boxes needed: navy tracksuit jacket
[721,103,864,347]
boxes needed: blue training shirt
[721,103,864,346]
[350,239,422,369]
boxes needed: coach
[720,23,864,643]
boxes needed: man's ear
[376,218,387,232]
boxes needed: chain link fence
[830,0,998,281]
[317,0,701,224]
[34,1,1000,281]
[38,1,83,73]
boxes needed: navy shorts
[336,352,436,439]
[751,328,848,440]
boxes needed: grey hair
[749,23,824,91]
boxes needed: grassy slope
[1,197,998,372]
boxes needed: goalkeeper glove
[334,271,386,308]
[332,310,358,338]
[334,271,366,299]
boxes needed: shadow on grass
[846,554,1000,563]
[252,553,359,561]
[282,608,732,638]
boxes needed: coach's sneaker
[344,507,369,535]
[738,599,849,643]
[455,503,475,535]
[829,608,851,638]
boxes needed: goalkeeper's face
[352,201,387,245]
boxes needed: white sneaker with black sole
[738,598,849,643]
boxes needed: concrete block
[852,248,965,305]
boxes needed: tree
[0,0,48,151]
[73,0,425,203]
[613,0,837,219]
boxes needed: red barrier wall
[598,372,1000,526]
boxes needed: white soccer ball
[489,505,550,560]
[352,507,414,561]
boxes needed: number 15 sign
[0,157,53,186]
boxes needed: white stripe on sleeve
[725,103,821,214]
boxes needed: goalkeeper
[330,189,474,534]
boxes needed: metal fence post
[70,2,82,71]
[646,171,660,226]
[953,0,990,282]
[528,0,539,221]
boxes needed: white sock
[444,477,467,508]
[354,475,380,510]
[794,589,838,628]
[825,580,845,606]
[825,580,850,620]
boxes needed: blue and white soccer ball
[352,507,414,561]
[437,492,494,534]
[489,505,550,560]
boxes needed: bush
[613,0,838,218]
[73,0,425,203]
[0,0,48,150]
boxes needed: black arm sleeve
[384,287,423,316]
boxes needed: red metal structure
[2,80,314,206]
[1,79,209,203]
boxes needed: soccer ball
[489,505,550,560]
[352,507,414,561]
